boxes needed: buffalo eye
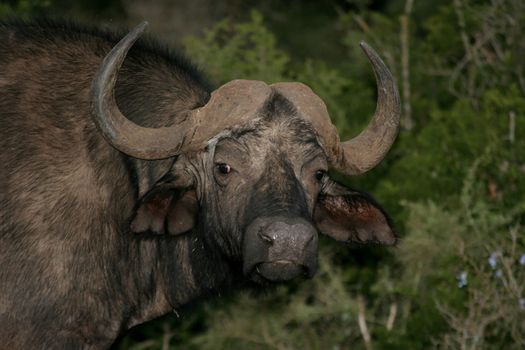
[315,169,326,182]
[217,163,232,175]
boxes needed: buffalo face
[206,104,327,283]
[201,98,396,283]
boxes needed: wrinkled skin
[0,20,396,349]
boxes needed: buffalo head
[91,22,400,283]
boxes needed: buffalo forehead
[271,82,329,122]
[271,82,341,162]
[198,80,328,144]
[196,79,271,127]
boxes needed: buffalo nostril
[257,230,274,245]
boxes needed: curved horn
[336,42,400,175]
[91,21,190,159]
[271,43,399,176]
[91,23,276,160]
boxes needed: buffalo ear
[314,180,397,245]
[131,184,198,236]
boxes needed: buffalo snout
[243,217,318,282]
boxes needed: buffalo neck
[124,230,234,329]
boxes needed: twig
[386,303,398,331]
[129,340,158,350]
[508,111,515,144]
[448,31,493,101]
[162,322,173,350]
[357,295,373,350]
[352,14,371,35]
[453,0,478,66]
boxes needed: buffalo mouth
[249,260,313,283]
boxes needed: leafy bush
[0,0,51,17]
[183,11,289,85]
[392,159,524,348]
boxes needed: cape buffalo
[0,20,400,349]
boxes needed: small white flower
[519,254,525,266]
[488,253,497,269]
[456,271,468,288]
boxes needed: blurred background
[1,0,524,348]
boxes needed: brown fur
[0,20,212,349]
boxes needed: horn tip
[359,41,369,49]
[359,41,373,54]
[134,21,149,34]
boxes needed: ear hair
[314,179,397,245]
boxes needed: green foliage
[396,160,525,348]
[379,85,525,207]
[183,11,289,85]
[0,0,51,17]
